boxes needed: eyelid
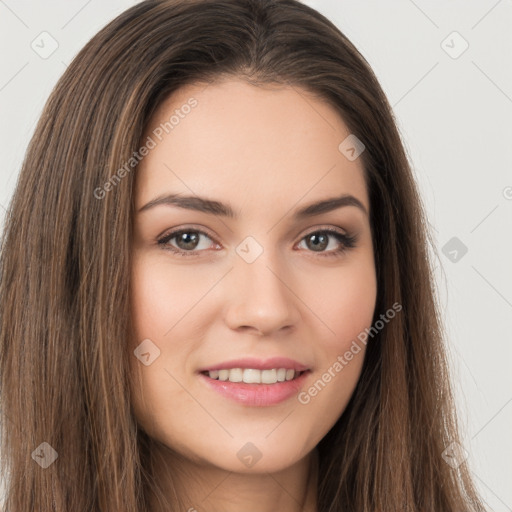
[156,223,217,241]
[299,224,350,238]
[293,225,357,255]
[157,224,349,243]
[157,223,356,256]
[157,225,221,253]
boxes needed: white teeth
[229,368,243,382]
[261,369,277,384]
[206,367,301,384]
[243,368,261,383]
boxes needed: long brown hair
[0,0,487,510]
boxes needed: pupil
[309,233,327,251]
[178,232,198,249]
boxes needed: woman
[0,0,487,510]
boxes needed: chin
[188,435,314,474]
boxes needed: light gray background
[0,0,511,510]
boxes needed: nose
[223,248,301,336]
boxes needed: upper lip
[199,357,310,373]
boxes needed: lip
[199,369,311,407]
[198,357,310,373]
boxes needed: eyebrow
[137,193,368,219]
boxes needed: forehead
[135,79,369,216]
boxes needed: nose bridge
[224,236,300,334]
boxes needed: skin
[129,78,377,512]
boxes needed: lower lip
[198,371,310,407]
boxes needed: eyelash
[156,226,357,259]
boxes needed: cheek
[309,252,377,354]
[128,257,183,430]
[296,280,375,441]
[128,254,221,436]
[331,271,376,344]
[300,254,376,409]
[130,254,204,343]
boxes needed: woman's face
[130,78,377,473]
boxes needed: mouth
[200,368,307,384]
[198,366,311,406]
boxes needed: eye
[296,228,357,258]
[157,228,219,257]
[156,226,357,258]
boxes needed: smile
[202,368,304,384]
[199,370,311,407]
